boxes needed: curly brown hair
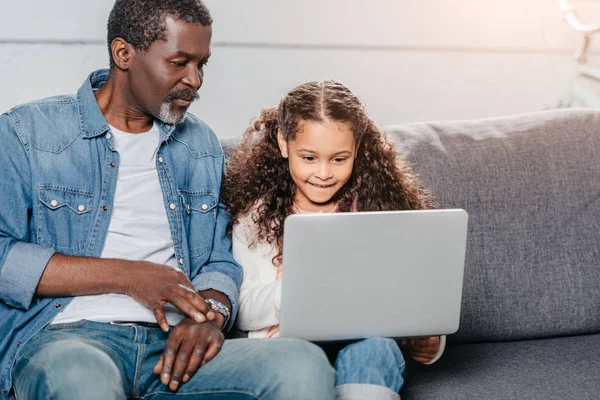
[223,80,434,263]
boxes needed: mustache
[167,88,199,102]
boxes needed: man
[0,1,335,399]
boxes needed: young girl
[224,80,445,400]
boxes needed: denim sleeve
[0,113,56,310]
[191,155,242,331]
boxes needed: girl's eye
[333,158,346,163]
[303,156,315,162]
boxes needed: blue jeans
[334,338,405,399]
[11,321,335,400]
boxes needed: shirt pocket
[179,189,218,259]
[37,186,94,255]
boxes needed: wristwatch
[205,298,230,329]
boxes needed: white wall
[1,0,599,138]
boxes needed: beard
[157,88,199,124]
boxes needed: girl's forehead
[291,119,356,150]
[294,119,353,137]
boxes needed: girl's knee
[257,339,335,399]
[334,338,405,392]
[337,337,404,365]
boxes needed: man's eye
[172,61,187,67]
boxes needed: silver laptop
[278,209,468,341]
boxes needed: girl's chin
[303,198,336,209]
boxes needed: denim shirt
[0,69,242,397]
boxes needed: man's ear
[277,130,289,158]
[111,38,134,71]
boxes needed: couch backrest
[386,109,600,343]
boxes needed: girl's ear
[277,130,289,158]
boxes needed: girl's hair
[223,80,434,262]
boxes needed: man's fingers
[202,336,224,364]
[161,336,181,386]
[169,341,196,391]
[169,293,207,324]
[153,306,170,332]
[183,345,207,383]
[182,289,216,321]
[153,354,164,375]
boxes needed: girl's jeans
[334,337,405,400]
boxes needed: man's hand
[125,262,216,331]
[37,255,217,332]
[401,336,441,364]
[153,318,224,391]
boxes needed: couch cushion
[386,109,600,343]
[402,333,600,400]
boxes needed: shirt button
[169,203,176,210]
[201,204,208,210]
[17,342,22,347]
[55,303,61,309]
[158,156,164,163]
[109,162,116,168]
[179,258,184,265]
[102,205,109,212]
[106,133,112,140]
[77,205,85,212]
[50,200,58,207]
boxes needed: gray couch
[223,108,600,399]
[387,108,600,399]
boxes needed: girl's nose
[315,163,333,180]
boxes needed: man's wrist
[198,289,231,311]
[204,298,230,329]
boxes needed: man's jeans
[11,321,335,400]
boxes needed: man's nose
[182,65,202,91]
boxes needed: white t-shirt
[52,123,185,326]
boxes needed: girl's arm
[232,223,282,331]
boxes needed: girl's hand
[401,336,441,364]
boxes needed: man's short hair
[107,0,213,70]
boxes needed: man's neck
[94,75,154,134]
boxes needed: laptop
[278,209,468,341]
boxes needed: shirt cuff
[192,271,239,331]
[0,241,55,309]
[423,335,446,365]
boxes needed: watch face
[206,298,230,317]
